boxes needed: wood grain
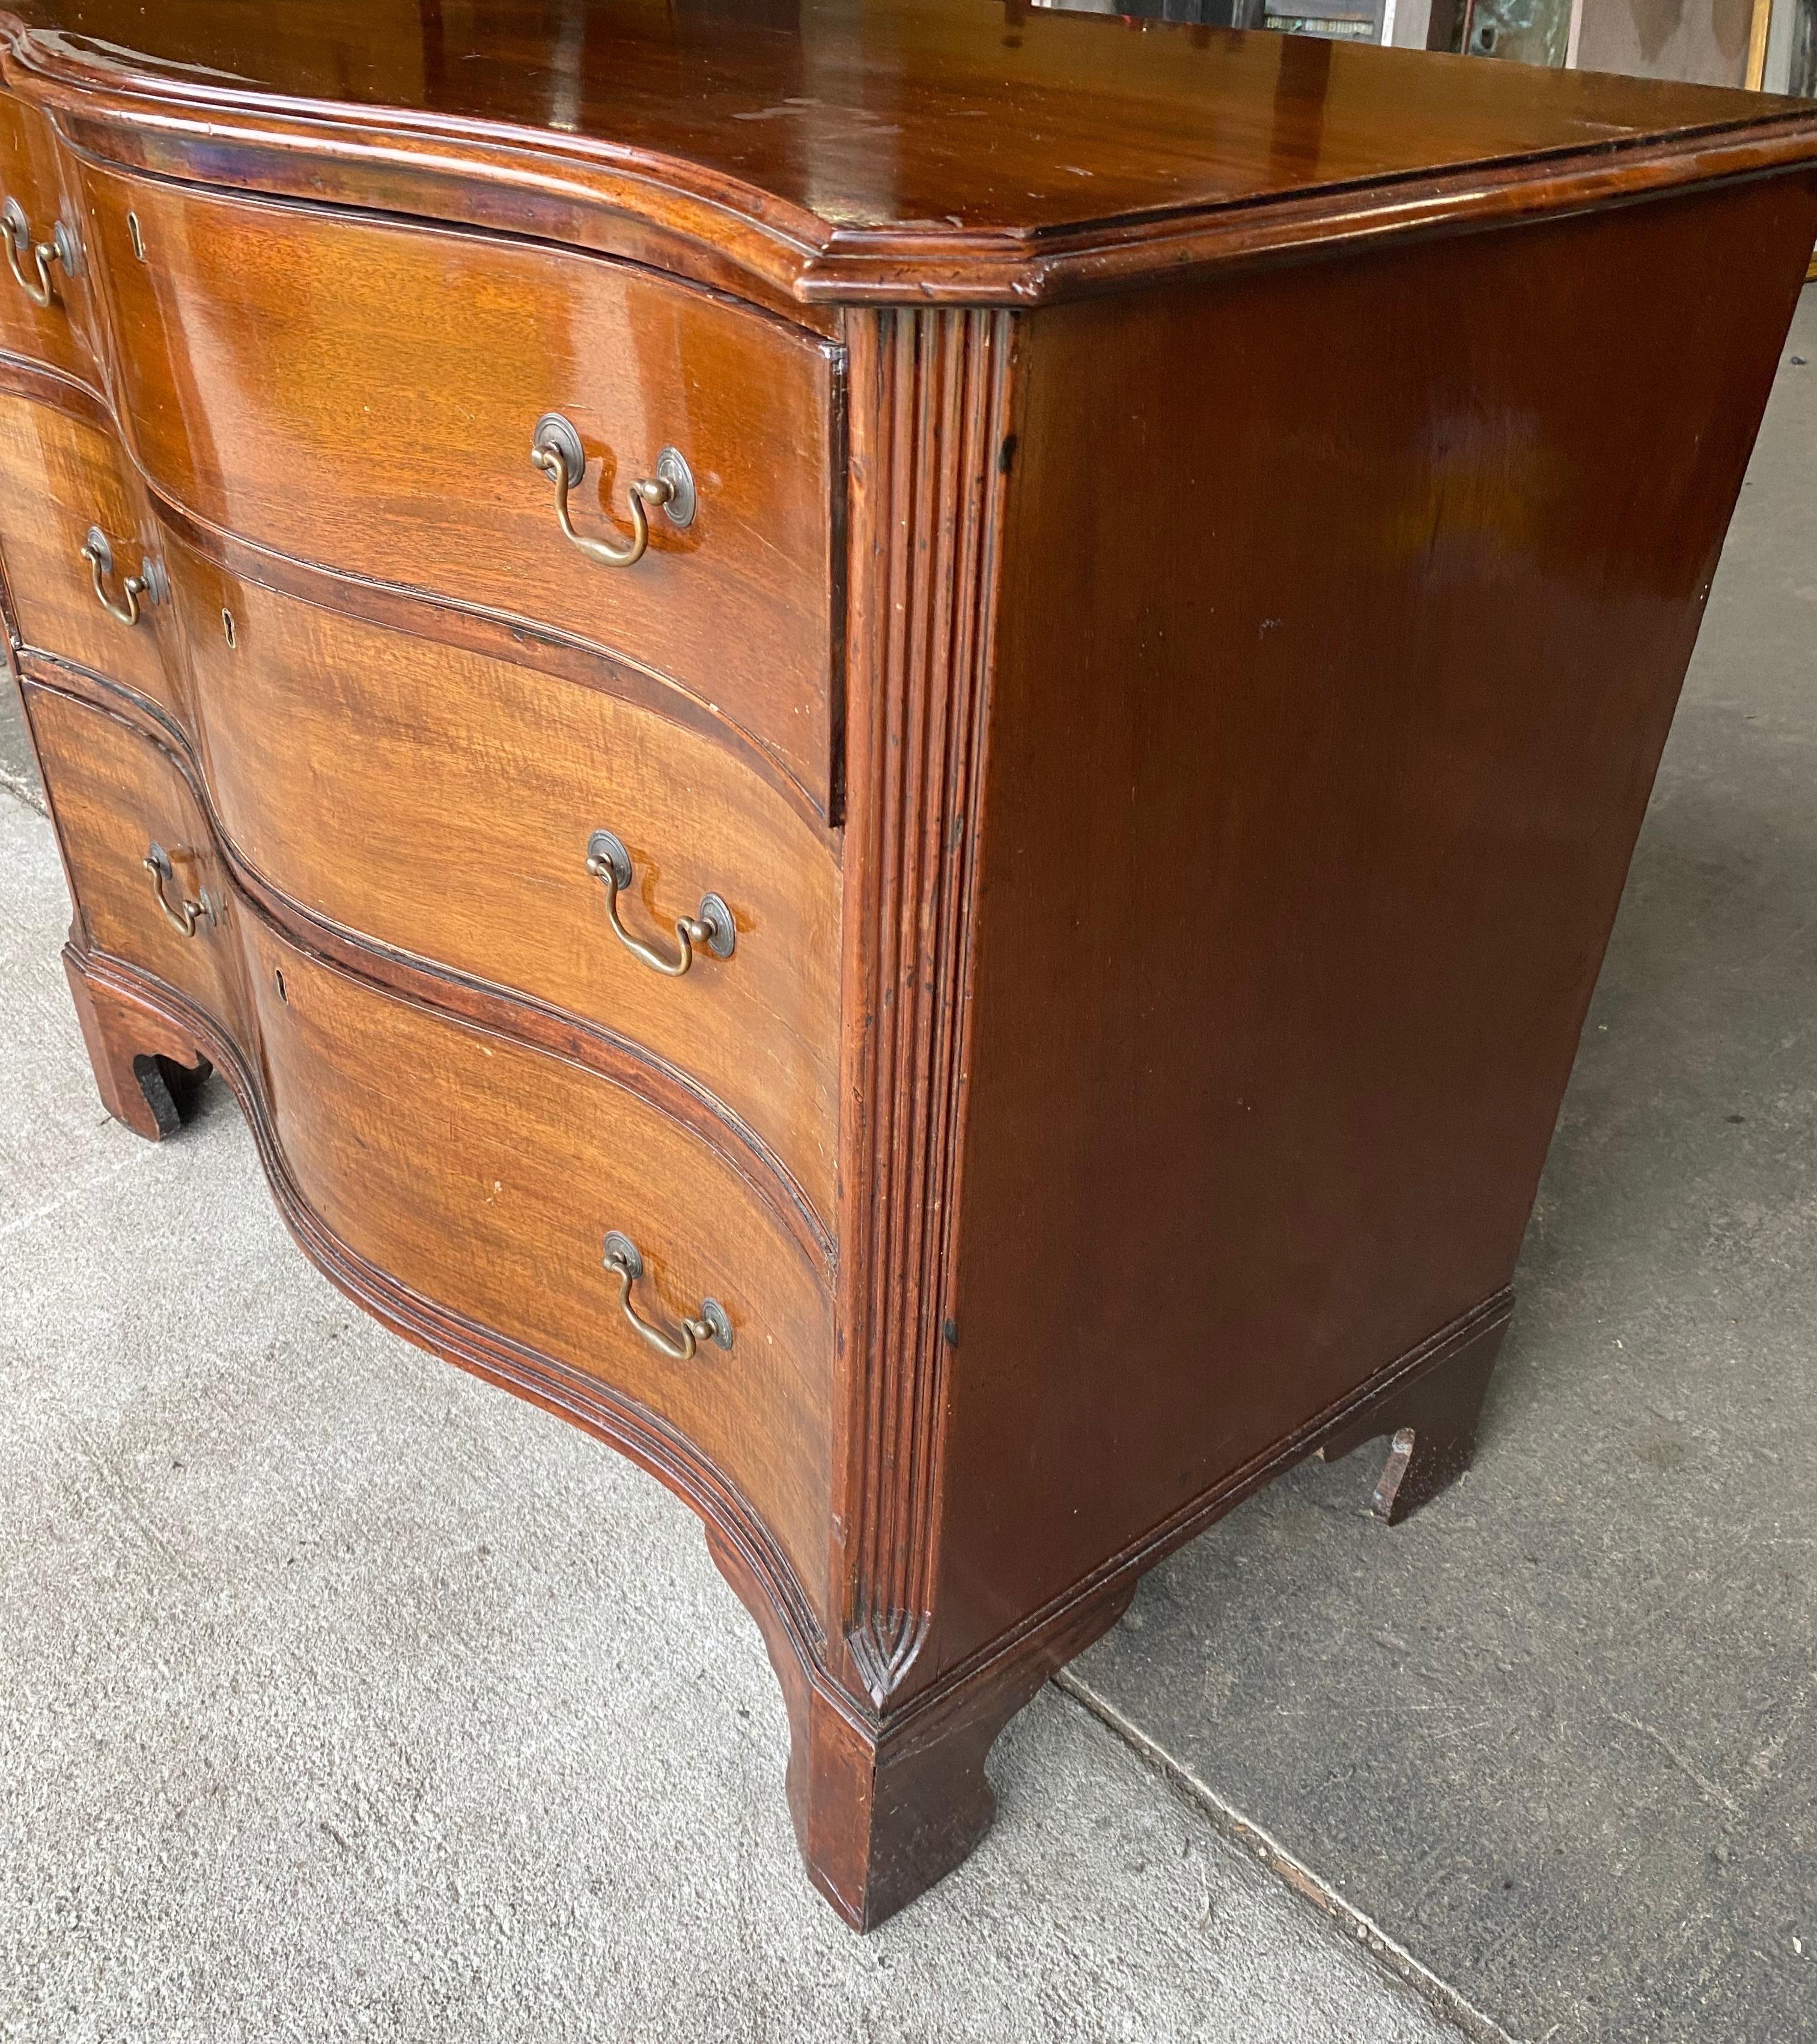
[5,1,1817,305]
[24,648,841,1270]
[166,528,842,1235]
[34,673,836,1618]
[240,911,835,1616]
[833,306,1014,1711]
[0,78,91,376]
[73,157,845,818]
[930,173,1817,1668]
[0,380,181,716]
[23,678,246,1039]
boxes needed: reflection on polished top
[4,0,1816,301]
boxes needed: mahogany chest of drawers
[5,0,1815,1930]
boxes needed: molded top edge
[4,0,1816,305]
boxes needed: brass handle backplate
[530,412,695,570]
[2,196,78,308]
[601,1232,732,1363]
[83,526,167,628]
[586,829,734,979]
[143,842,218,938]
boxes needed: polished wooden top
[6,0,1816,301]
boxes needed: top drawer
[73,162,844,818]
[0,88,93,382]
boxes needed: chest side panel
[933,172,1817,1663]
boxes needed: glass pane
[1461,0,1572,61]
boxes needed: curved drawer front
[0,88,93,382]
[239,911,833,1608]
[0,387,181,717]
[73,159,843,816]
[169,536,840,1231]
[23,680,244,1040]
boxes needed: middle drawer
[0,383,181,721]
[173,536,841,1233]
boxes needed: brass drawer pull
[82,526,167,628]
[586,829,734,979]
[530,412,695,570]
[2,197,77,308]
[601,1232,732,1363]
[143,842,218,938]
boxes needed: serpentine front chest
[4,0,1813,1929]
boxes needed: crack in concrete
[0,765,46,815]
[0,1153,146,1245]
[1603,1709,1744,1820]
[1050,1665,1518,2044]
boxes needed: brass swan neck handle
[586,829,734,979]
[2,196,78,309]
[82,526,166,628]
[530,412,694,570]
[601,1232,732,1364]
[143,842,218,938]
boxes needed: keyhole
[222,607,236,648]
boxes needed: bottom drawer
[239,916,833,1601]
[25,679,245,1043]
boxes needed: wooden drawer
[0,87,92,382]
[168,534,840,1231]
[239,912,833,1608]
[74,161,844,817]
[24,680,243,1039]
[28,668,832,1608]
[0,388,181,719]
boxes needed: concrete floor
[3,297,1815,2042]
[0,659,38,813]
